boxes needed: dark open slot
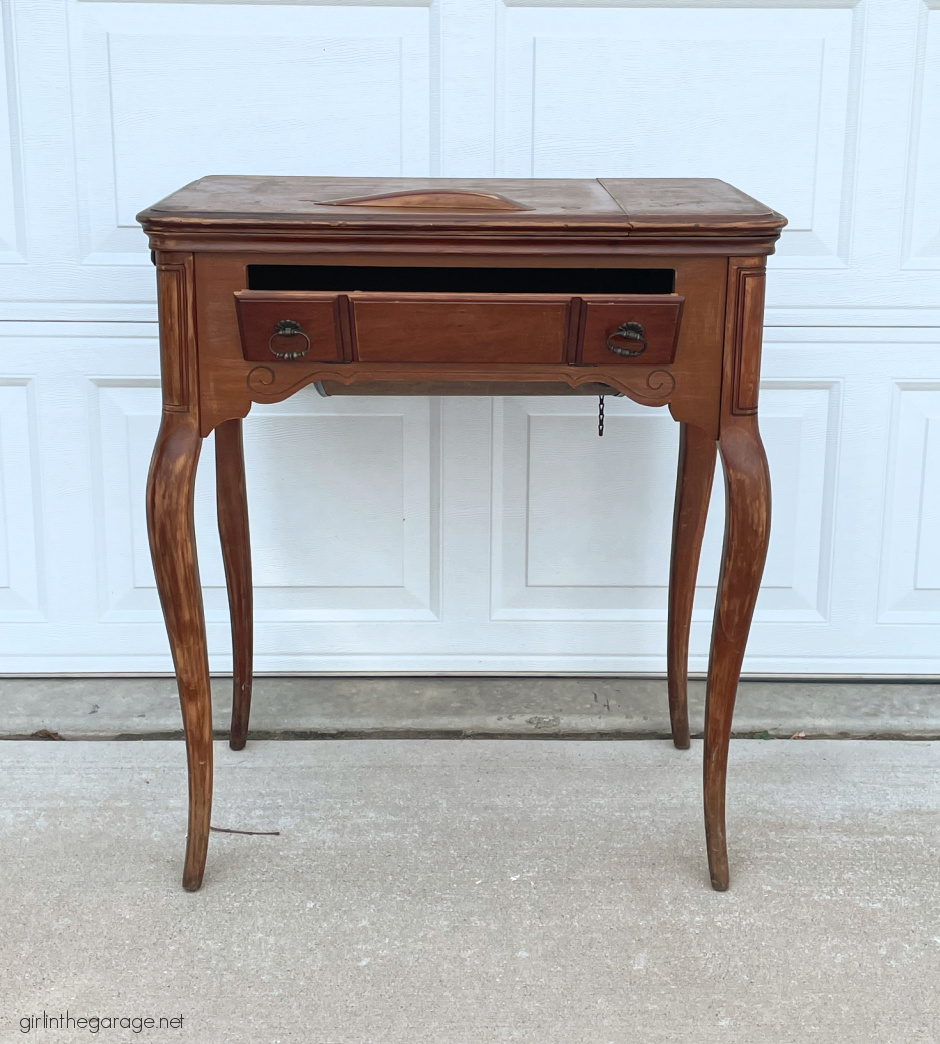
[247,265,675,295]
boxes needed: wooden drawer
[351,293,571,364]
[578,295,684,366]
[235,291,347,363]
[235,289,683,367]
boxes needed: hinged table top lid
[137,176,786,238]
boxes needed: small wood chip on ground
[791,731,807,739]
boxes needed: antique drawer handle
[268,319,310,360]
[606,321,648,357]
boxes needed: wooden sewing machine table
[137,176,786,892]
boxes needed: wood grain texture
[145,411,212,891]
[599,178,783,234]
[215,419,253,752]
[234,291,345,363]
[727,262,767,416]
[578,295,683,366]
[242,362,677,407]
[149,232,786,259]
[236,288,684,369]
[194,252,726,437]
[704,415,771,890]
[141,179,783,891]
[155,253,197,411]
[138,176,786,239]
[351,293,570,364]
[667,423,717,750]
[318,188,533,211]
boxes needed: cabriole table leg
[215,418,254,751]
[667,422,718,750]
[703,414,771,890]
[146,411,213,891]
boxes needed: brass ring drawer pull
[268,319,310,360]
[606,321,647,358]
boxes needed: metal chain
[598,394,605,437]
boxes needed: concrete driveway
[3,738,939,1043]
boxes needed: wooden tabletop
[137,177,786,238]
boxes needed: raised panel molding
[0,1,26,262]
[491,382,839,622]
[0,379,43,619]
[879,382,940,621]
[78,0,430,5]
[91,380,441,623]
[903,2,940,268]
[504,0,858,6]
[2,322,940,672]
[751,380,840,621]
[68,5,431,264]
[497,5,859,268]
[3,0,940,674]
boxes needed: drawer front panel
[351,294,571,364]
[235,291,346,363]
[579,296,684,367]
[234,289,684,368]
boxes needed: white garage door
[1,0,938,674]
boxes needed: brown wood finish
[147,251,213,891]
[699,254,774,890]
[215,419,253,752]
[667,422,717,750]
[235,290,683,369]
[578,295,683,366]
[317,188,533,211]
[705,414,771,890]
[728,263,767,415]
[139,175,782,238]
[235,291,345,363]
[195,251,726,437]
[351,293,570,364]
[155,253,197,412]
[138,178,786,892]
[146,411,212,892]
